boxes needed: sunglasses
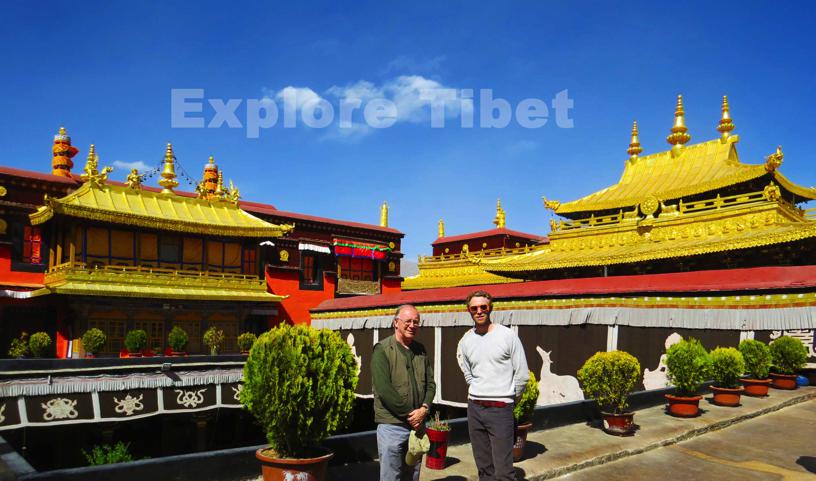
[468,304,491,313]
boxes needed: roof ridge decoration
[79,144,112,186]
[627,120,643,161]
[29,180,294,238]
[551,96,816,216]
[158,143,179,194]
[493,199,506,228]
[666,94,691,156]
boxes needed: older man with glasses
[457,290,529,481]
[372,304,436,481]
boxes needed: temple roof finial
[666,95,691,154]
[158,143,179,194]
[717,95,735,142]
[380,201,389,227]
[80,144,111,185]
[438,219,445,238]
[764,145,784,172]
[627,120,643,160]
[52,126,78,177]
[493,198,506,228]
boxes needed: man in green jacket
[372,304,436,481]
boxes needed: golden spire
[717,95,735,142]
[158,143,179,194]
[438,219,445,238]
[80,144,111,185]
[379,201,389,227]
[493,199,506,228]
[214,170,225,198]
[666,95,691,154]
[627,120,643,160]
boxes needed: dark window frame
[299,252,324,290]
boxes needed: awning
[332,238,391,260]
[299,242,331,254]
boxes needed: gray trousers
[467,400,515,481]
[377,423,421,481]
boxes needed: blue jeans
[377,423,421,481]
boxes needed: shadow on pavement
[797,456,816,473]
[518,440,547,461]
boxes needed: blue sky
[2,1,815,259]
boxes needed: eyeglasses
[398,318,421,326]
[468,304,490,313]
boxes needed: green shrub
[167,326,189,352]
[738,339,771,380]
[769,335,808,374]
[513,371,539,422]
[665,338,711,396]
[29,332,52,358]
[237,332,257,352]
[426,411,450,431]
[203,326,225,355]
[709,347,745,388]
[240,324,358,458]
[124,330,148,353]
[81,328,107,356]
[8,332,30,358]
[83,442,134,465]
[578,350,641,414]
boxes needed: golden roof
[553,136,816,215]
[36,262,285,302]
[486,188,816,274]
[402,260,519,290]
[30,181,293,238]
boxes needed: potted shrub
[665,338,711,417]
[709,347,745,406]
[237,332,257,354]
[240,324,357,481]
[425,412,450,470]
[28,332,52,358]
[8,332,30,358]
[769,336,808,389]
[203,326,225,355]
[167,326,189,356]
[124,329,148,357]
[512,371,539,460]
[81,328,106,358]
[578,350,641,435]
[738,339,772,396]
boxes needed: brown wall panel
[518,325,607,380]
[440,326,471,404]
[618,327,741,390]
[339,328,374,395]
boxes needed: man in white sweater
[457,290,529,481]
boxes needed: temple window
[86,319,126,354]
[134,319,164,352]
[243,246,257,275]
[301,253,318,285]
[22,225,43,264]
[183,238,204,271]
[338,257,377,281]
[159,235,182,268]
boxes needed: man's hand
[407,405,428,430]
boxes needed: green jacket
[372,334,436,425]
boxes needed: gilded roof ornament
[380,201,389,227]
[80,144,112,186]
[764,145,783,172]
[717,95,735,142]
[666,95,691,155]
[627,120,643,160]
[228,179,241,204]
[158,143,179,194]
[200,155,220,200]
[214,171,225,198]
[126,169,143,189]
[438,219,445,238]
[542,196,561,212]
[493,199,506,228]
[52,126,79,177]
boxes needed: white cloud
[113,160,150,171]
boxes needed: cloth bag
[405,429,430,466]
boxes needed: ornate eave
[403,246,532,290]
[554,136,816,216]
[35,262,286,302]
[30,182,294,238]
[486,188,816,274]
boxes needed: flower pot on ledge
[665,394,702,417]
[601,412,636,436]
[255,447,333,481]
[710,386,743,406]
[740,378,771,397]
[513,422,533,461]
[770,372,797,390]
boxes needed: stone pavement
[329,386,815,480]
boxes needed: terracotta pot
[241,351,250,355]
[170,351,187,357]
[770,372,797,390]
[740,378,771,397]
[601,412,635,436]
[255,447,333,481]
[425,427,450,470]
[665,394,702,417]
[710,386,743,406]
[128,352,143,358]
[512,422,533,461]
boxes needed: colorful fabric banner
[332,238,391,260]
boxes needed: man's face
[395,306,421,343]
[467,296,492,327]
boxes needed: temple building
[0,128,403,358]
[313,96,816,408]
[402,199,546,290]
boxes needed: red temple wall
[0,245,45,286]
[266,269,337,326]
